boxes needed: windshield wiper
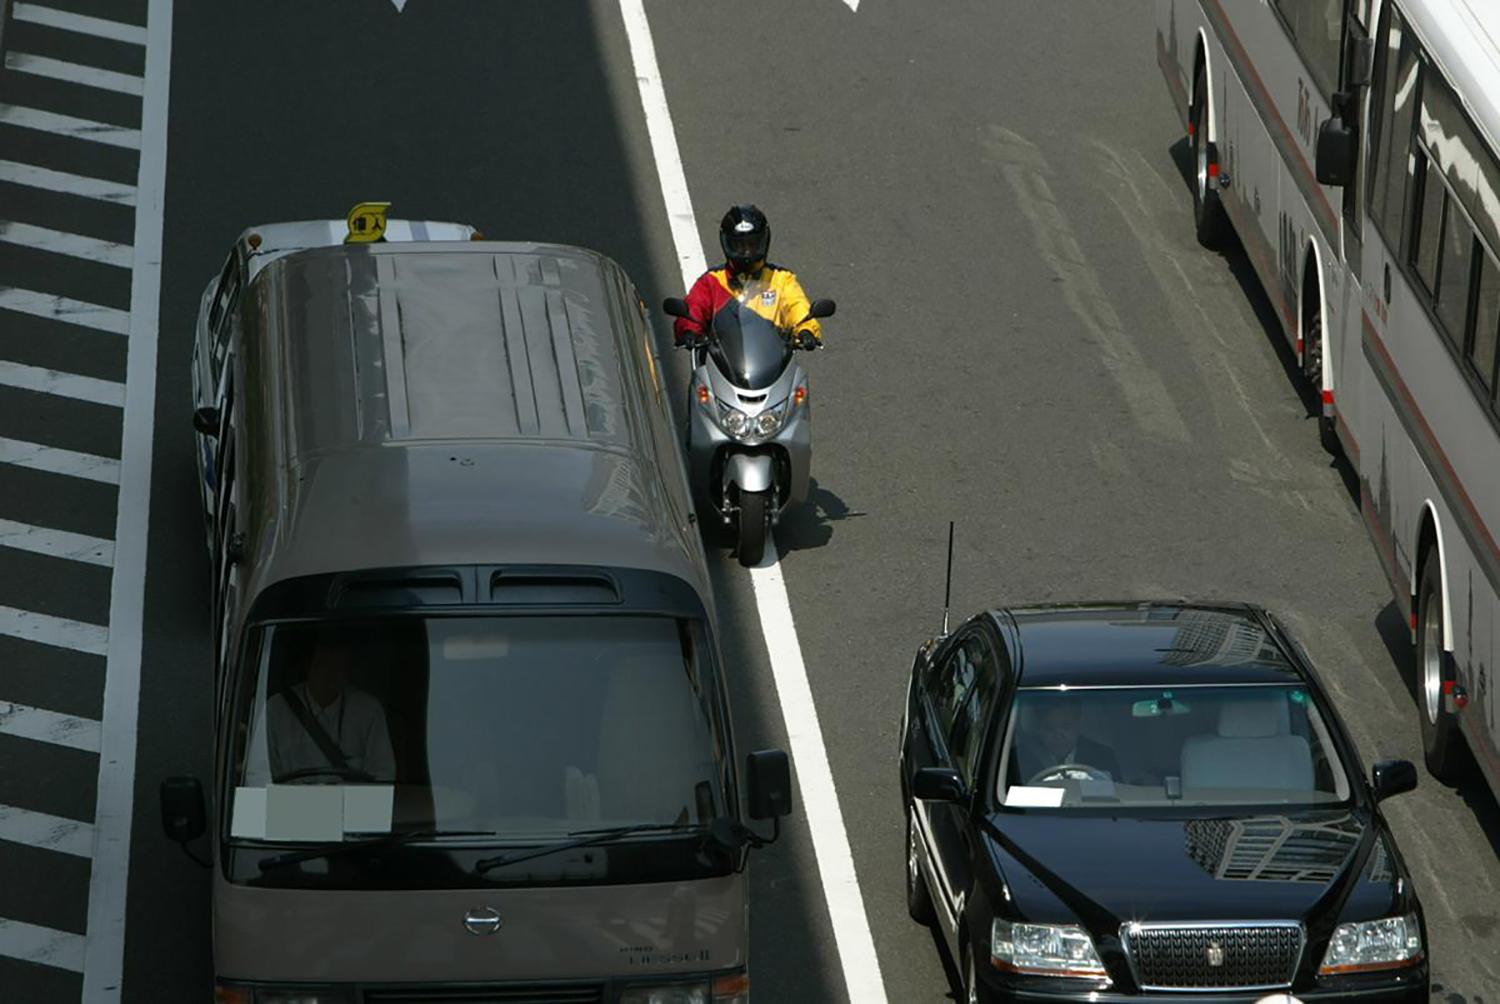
[256,829,497,872]
[473,822,704,875]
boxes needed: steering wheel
[1028,763,1111,785]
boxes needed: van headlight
[991,920,1108,980]
[1318,913,1423,974]
[620,972,747,1003]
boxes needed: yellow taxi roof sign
[345,201,391,244]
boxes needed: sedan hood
[984,809,1394,927]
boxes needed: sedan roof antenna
[941,521,955,636]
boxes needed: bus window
[1369,9,1420,246]
[1411,155,1445,294]
[1473,255,1500,397]
[1436,219,1477,346]
[1274,0,1345,98]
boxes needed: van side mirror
[193,406,220,437]
[912,767,966,803]
[661,297,691,319]
[746,749,793,820]
[160,776,207,845]
[1315,95,1357,187]
[807,298,837,320]
[1372,759,1417,802]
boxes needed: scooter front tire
[737,490,769,567]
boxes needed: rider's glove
[795,330,819,351]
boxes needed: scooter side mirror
[807,299,837,320]
[661,297,691,319]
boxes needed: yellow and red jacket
[673,264,823,347]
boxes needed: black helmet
[719,204,770,273]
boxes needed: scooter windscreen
[710,302,792,391]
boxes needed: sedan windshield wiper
[256,829,497,872]
[473,822,704,875]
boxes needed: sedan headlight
[991,919,1108,980]
[1319,912,1423,974]
[256,992,352,1004]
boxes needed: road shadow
[1376,602,1500,862]
[1166,137,1364,504]
[777,478,866,554]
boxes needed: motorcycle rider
[674,204,824,350]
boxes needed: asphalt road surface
[0,0,1496,1001]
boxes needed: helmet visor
[722,229,769,264]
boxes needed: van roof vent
[488,571,620,605]
[332,573,465,608]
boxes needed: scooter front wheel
[737,490,770,567]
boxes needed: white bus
[1156,0,1500,800]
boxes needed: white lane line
[843,0,860,9]
[5,52,145,97]
[618,2,888,1001]
[0,517,114,566]
[0,360,126,407]
[83,0,171,995]
[0,701,102,752]
[0,159,136,205]
[0,287,131,335]
[11,3,149,46]
[0,221,133,268]
[0,803,95,857]
[0,104,141,149]
[0,436,121,484]
[0,605,108,656]
[0,919,86,973]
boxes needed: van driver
[244,629,395,785]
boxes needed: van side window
[207,254,241,371]
[1472,255,1500,398]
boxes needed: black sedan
[899,602,1428,1002]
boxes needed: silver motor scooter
[663,294,836,566]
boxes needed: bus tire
[1191,64,1226,249]
[1302,310,1338,454]
[1417,550,1462,781]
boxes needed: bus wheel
[1302,310,1338,454]
[1191,65,1226,249]
[1417,551,1461,781]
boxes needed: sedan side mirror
[806,298,837,320]
[661,297,691,319]
[193,406,220,437]
[1371,759,1417,802]
[912,766,966,803]
[746,749,793,820]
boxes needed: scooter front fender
[723,452,775,495]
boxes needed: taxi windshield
[997,685,1352,810]
[229,616,727,843]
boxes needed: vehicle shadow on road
[775,479,866,554]
[1376,601,1500,862]
[1166,138,1365,505]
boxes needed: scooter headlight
[718,407,750,437]
[753,408,785,438]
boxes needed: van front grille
[364,985,603,1004]
[1122,921,1303,990]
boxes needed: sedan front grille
[1122,921,1303,991]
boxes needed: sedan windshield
[997,685,1351,809]
[229,616,726,842]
